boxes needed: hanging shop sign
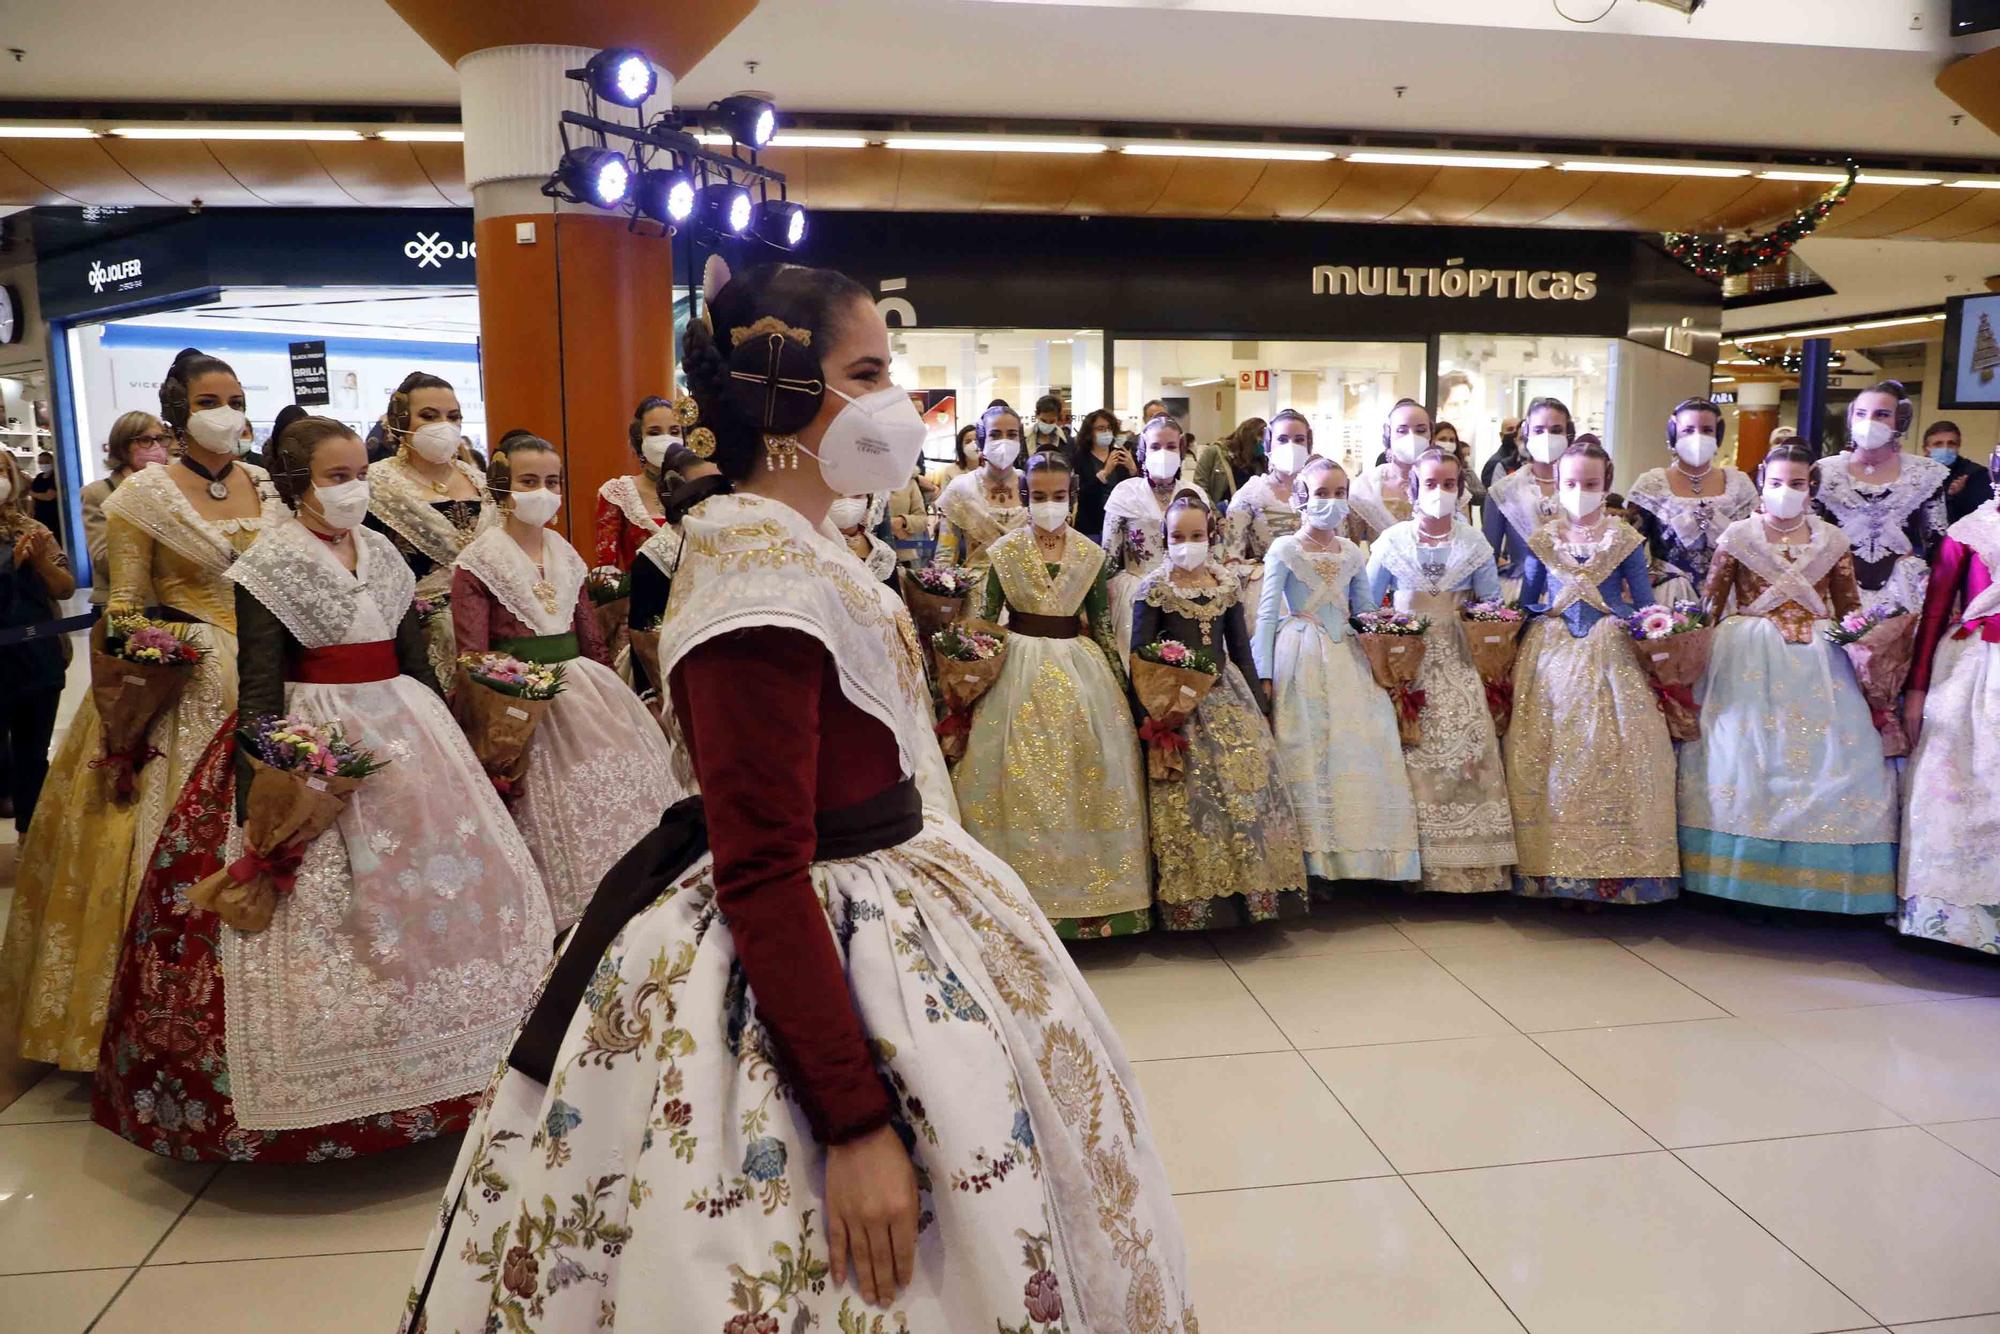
[1311,263,1600,302]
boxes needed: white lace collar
[228,517,415,649]
[1814,451,1948,536]
[599,473,666,532]
[1103,475,1205,530]
[455,524,588,636]
[367,455,486,566]
[101,462,281,573]
[1717,514,1849,595]
[1373,519,1492,594]
[1271,532,1363,595]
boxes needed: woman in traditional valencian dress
[1482,397,1574,599]
[1222,409,1309,610]
[1814,380,1950,611]
[1103,415,1208,665]
[452,435,678,931]
[1367,448,1518,893]
[1254,456,1421,885]
[1351,399,1470,543]
[956,450,1152,938]
[363,371,484,684]
[1507,439,1680,905]
[1134,492,1306,929]
[1679,442,1899,914]
[1,350,281,1071]
[1625,397,1758,605]
[91,418,553,1162]
[400,259,1191,1333]
[1898,477,2000,951]
[592,395,684,571]
[936,403,1028,576]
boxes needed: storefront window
[1112,337,1425,478]
[1436,334,1613,474]
[885,328,1104,468]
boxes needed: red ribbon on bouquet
[935,710,973,741]
[1650,680,1697,716]
[224,843,305,896]
[1483,679,1513,720]
[1394,687,1428,724]
[1136,717,1190,753]
[89,744,163,802]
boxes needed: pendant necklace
[181,454,235,501]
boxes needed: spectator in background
[0,448,76,832]
[1437,420,1486,513]
[1482,417,1523,491]
[1194,417,1266,506]
[28,449,60,538]
[1923,420,1995,524]
[80,412,173,606]
[1032,394,1074,453]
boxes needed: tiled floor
[7,886,2000,1331]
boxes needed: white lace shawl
[1352,462,1469,540]
[940,468,1028,552]
[636,523,685,579]
[1222,473,1300,563]
[1488,466,1555,549]
[660,492,957,819]
[1812,452,1949,562]
[455,525,589,637]
[367,455,486,567]
[1949,502,2000,625]
[1368,519,1494,596]
[100,462,282,575]
[1268,533,1366,616]
[227,518,415,649]
[1624,467,1758,547]
[598,474,665,532]
[1715,515,1850,619]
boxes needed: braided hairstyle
[680,262,873,482]
[1558,433,1615,493]
[266,415,360,511]
[1849,378,1915,442]
[1757,438,1821,491]
[158,348,238,438]
[1291,454,1344,505]
[1019,449,1074,505]
[1162,487,1220,544]
[486,431,559,503]
[1135,414,1184,473]
[1404,444,1463,503]
[386,371,454,437]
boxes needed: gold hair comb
[731,316,811,347]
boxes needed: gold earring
[687,427,716,459]
[764,434,801,471]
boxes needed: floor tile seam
[1914,1122,2000,1184]
[1669,1145,1889,1328]
[1732,1010,1995,1119]
[0,1113,94,1127]
[85,1163,223,1332]
[1473,1019,1669,1154]
[1128,1046,1299,1064]
[1248,942,1530,1042]
[1385,1166,1535,1334]
[1167,1169,1402,1198]
[138,1245,427,1269]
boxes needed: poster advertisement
[1942,292,2000,409]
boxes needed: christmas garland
[1730,344,1846,373]
[1663,161,1858,280]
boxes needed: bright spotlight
[752,200,807,249]
[695,183,753,234]
[709,95,778,149]
[558,146,632,208]
[582,49,656,107]
[634,167,697,224]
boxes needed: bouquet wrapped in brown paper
[931,624,1007,761]
[1460,601,1526,736]
[452,652,566,799]
[1625,602,1715,742]
[1130,639,1221,782]
[87,612,205,803]
[1351,611,1430,747]
[587,566,631,659]
[903,564,976,642]
[187,716,384,933]
[1826,603,1918,757]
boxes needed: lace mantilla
[455,525,588,636]
[990,525,1103,616]
[1222,474,1301,564]
[1490,467,1556,548]
[227,518,414,649]
[1717,514,1849,619]
[1137,562,1243,619]
[1813,452,1948,562]
[100,463,281,574]
[599,474,665,532]
[1625,467,1757,545]
[368,456,486,567]
[1373,520,1493,596]
[940,470,1028,553]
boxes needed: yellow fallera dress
[0,466,277,1069]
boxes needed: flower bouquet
[931,624,1007,761]
[187,714,388,933]
[902,564,976,640]
[1626,601,1714,742]
[1825,602,1917,757]
[88,611,206,802]
[413,592,449,626]
[1460,600,1526,735]
[1130,638,1222,781]
[1350,610,1430,747]
[452,652,566,799]
[587,565,632,657]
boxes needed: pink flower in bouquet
[1638,607,1677,639]
[1156,640,1190,666]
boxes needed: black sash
[508,778,925,1085]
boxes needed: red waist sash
[289,640,399,684]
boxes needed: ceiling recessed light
[1758,169,1851,182]
[693,131,870,149]
[883,137,1107,154]
[1347,151,1549,170]
[0,126,98,139]
[1558,161,1750,178]
[1855,174,1944,186]
[377,129,464,143]
[1946,178,2000,190]
[1122,143,1336,162]
[111,126,365,141]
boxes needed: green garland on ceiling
[1663,160,1859,280]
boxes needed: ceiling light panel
[1346,151,1548,170]
[884,137,1107,154]
[1122,143,1336,161]
[111,126,364,141]
[1557,161,1749,177]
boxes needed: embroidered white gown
[218,519,555,1130]
[454,526,681,929]
[400,493,1193,1334]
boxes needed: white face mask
[1094,429,1114,448]
[1675,432,1718,469]
[983,437,1022,471]
[1850,418,1897,453]
[1144,447,1180,481]
[640,434,677,469]
[1270,442,1308,476]
[803,385,930,496]
[1527,431,1568,465]
[408,421,462,464]
[509,487,562,528]
[828,497,869,532]
[1030,499,1069,533]
[186,406,251,456]
[1763,483,1808,520]
[1036,420,1058,436]
[310,478,371,531]
[1417,487,1457,520]
[1560,487,1605,520]
[1301,496,1348,532]
[1389,430,1428,464]
[1167,539,1208,571]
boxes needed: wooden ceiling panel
[1918,190,2000,240]
[1147,160,1265,216]
[409,142,471,205]
[1385,168,1520,225]
[988,153,1102,211]
[1613,178,1767,232]
[1462,173,1598,227]
[770,147,902,211]
[1230,161,1350,220]
[1,141,173,206]
[311,141,458,207]
[201,141,354,207]
[1063,154,1177,215]
[892,153,999,211]
[1310,163,1438,222]
[1538,175,1675,229]
[93,140,264,206]
[0,150,82,206]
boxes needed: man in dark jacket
[1482,417,1523,491]
[1923,420,1995,524]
